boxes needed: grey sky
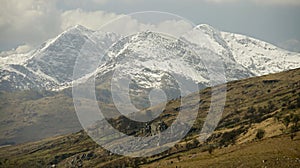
[1,0,300,52]
[70,0,300,43]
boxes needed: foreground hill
[0,68,299,167]
[142,134,300,168]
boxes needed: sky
[1,0,300,53]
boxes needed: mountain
[1,24,299,91]
[0,68,299,167]
[92,29,252,91]
[0,25,119,91]
[197,24,300,76]
[1,24,300,145]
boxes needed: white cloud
[155,20,193,37]
[15,44,33,53]
[203,0,300,5]
[136,20,194,37]
[90,0,300,6]
[97,15,194,37]
[203,0,238,3]
[252,0,300,6]
[100,15,141,35]
[0,44,32,57]
[61,9,119,30]
[91,0,109,5]
[92,0,138,5]
[0,0,122,52]
[0,0,195,53]
[0,0,61,51]
[1,0,298,53]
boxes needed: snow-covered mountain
[197,24,300,76]
[92,30,253,106]
[0,25,119,91]
[0,24,299,91]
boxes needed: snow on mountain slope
[0,25,119,91]
[221,32,300,76]
[102,32,209,82]
[94,30,254,92]
[0,24,299,91]
[94,31,210,97]
[195,24,300,76]
[26,25,119,84]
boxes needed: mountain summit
[0,24,299,91]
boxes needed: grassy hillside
[0,88,119,145]
[0,90,81,145]
[0,68,300,167]
[142,134,300,168]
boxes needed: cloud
[0,44,32,57]
[203,0,300,5]
[91,0,138,5]
[152,20,193,37]
[203,0,238,3]
[88,0,300,6]
[93,13,194,37]
[0,0,196,52]
[91,0,109,5]
[1,0,299,53]
[61,9,119,30]
[252,0,300,6]
[0,0,61,51]
[0,0,122,52]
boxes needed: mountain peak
[1,23,300,91]
[73,24,89,30]
[195,24,217,32]
[63,24,91,35]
